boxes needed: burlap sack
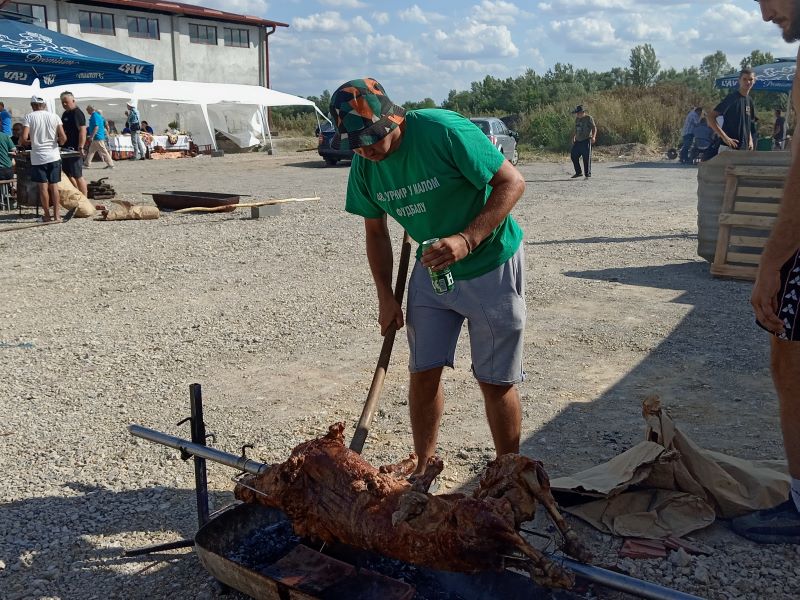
[57,174,95,217]
[100,200,159,221]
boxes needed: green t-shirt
[0,132,14,169]
[345,109,523,280]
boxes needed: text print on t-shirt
[375,176,441,219]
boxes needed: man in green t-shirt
[0,130,16,181]
[570,105,596,179]
[332,78,526,474]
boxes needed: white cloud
[399,5,444,25]
[372,11,389,25]
[471,1,525,26]
[550,17,620,51]
[352,16,372,33]
[292,11,348,32]
[432,21,519,60]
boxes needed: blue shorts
[406,246,526,384]
[31,160,61,184]
[757,248,800,341]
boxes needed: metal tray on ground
[194,503,546,600]
[146,191,240,211]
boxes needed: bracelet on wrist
[457,231,473,254]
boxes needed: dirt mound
[593,143,665,161]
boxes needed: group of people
[679,67,790,165]
[0,94,153,221]
[329,0,799,546]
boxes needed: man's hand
[420,235,470,272]
[377,295,404,336]
[751,265,784,334]
[725,136,739,149]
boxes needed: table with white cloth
[107,134,192,159]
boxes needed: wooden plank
[736,186,783,199]
[726,252,762,265]
[726,165,789,179]
[710,263,758,280]
[729,235,768,248]
[734,201,780,214]
[718,213,776,228]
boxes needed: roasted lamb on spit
[234,423,591,588]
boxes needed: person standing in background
[679,107,703,164]
[125,101,147,160]
[21,95,66,222]
[774,108,787,150]
[709,69,756,151]
[84,105,114,169]
[59,91,88,197]
[570,105,596,179]
[0,102,12,135]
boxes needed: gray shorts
[406,246,526,384]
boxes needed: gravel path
[1,148,797,599]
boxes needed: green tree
[740,49,775,69]
[402,98,437,110]
[700,51,734,81]
[628,44,660,86]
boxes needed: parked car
[469,117,519,165]
[316,120,353,166]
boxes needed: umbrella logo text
[119,64,145,75]
[4,71,28,82]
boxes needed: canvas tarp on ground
[0,79,325,150]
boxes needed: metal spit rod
[130,424,704,600]
[558,556,705,600]
[129,424,270,476]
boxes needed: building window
[223,27,249,48]
[128,16,159,40]
[5,2,47,26]
[79,10,115,35]
[189,23,217,45]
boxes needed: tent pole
[199,104,217,151]
[262,106,274,155]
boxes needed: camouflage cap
[329,78,406,151]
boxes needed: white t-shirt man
[23,110,62,166]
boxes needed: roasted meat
[234,423,590,588]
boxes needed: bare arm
[422,160,525,271]
[751,49,800,332]
[708,109,739,148]
[21,126,30,147]
[365,215,404,335]
[78,124,87,149]
[56,124,67,146]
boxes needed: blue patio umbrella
[715,58,795,92]
[0,17,153,87]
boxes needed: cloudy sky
[199,0,795,103]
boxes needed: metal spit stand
[124,383,214,557]
[128,407,704,600]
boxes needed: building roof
[67,0,289,28]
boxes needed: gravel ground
[1,145,798,599]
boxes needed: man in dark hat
[735,0,800,545]
[570,105,596,179]
[333,77,526,475]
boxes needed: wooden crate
[710,165,787,280]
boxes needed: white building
[0,0,288,86]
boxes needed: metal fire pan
[194,502,546,600]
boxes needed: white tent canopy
[0,79,325,151]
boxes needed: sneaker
[731,500,800,544]
[571,173,582,179]
[104,165,115,169]
[586,174,592,178]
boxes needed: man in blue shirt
[83,105,114,169]
[0,102,12,135]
